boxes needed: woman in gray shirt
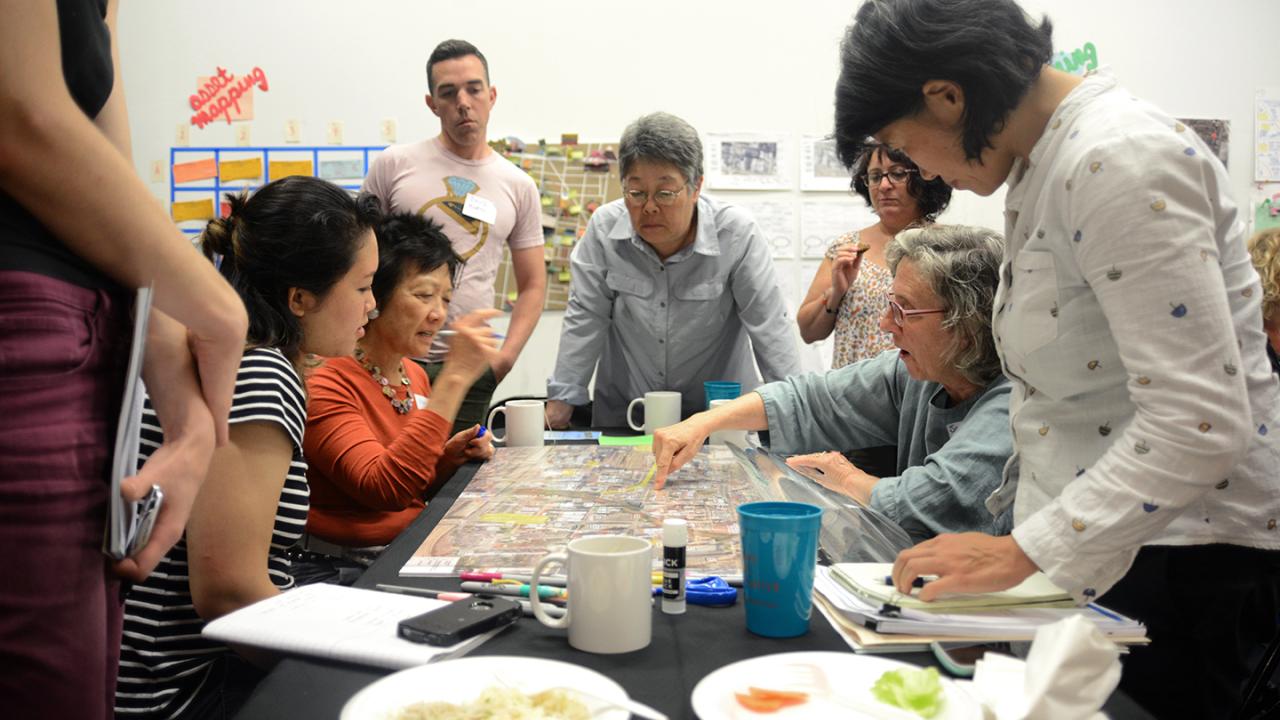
[653,224,1012,542]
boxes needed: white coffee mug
[626,391,682,434]
[529,535,653,654]
[486,399,545,447]
[708,398,749,447]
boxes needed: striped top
[115,347,310,718]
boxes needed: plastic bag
[727,442,913,563]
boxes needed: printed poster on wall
[1256,89,1280,182]
[704,132,792,190]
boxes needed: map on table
[400,445,763,578]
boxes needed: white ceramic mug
[707,398,749,447]
[626,391,682,434]
[529,535,653,654]
[485,399,545,447]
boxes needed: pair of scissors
[652,575,738,607]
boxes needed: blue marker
[476,425,487,439]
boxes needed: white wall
[118,0,1280,401]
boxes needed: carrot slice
[735,692,786,713]
[748,687,810,703]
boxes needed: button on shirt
[548,195,802,427]
[990,72,1280,602]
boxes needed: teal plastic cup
[737,501,823,638]
[704,381,741,409]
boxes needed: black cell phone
[397,595,521,646]
[929,641,1014,677]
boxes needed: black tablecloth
[234,453,1155,720]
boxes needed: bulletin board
[490,139,623,312]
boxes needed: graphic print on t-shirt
[417,176,490,260]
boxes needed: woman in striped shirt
[115,176,380,719]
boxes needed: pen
[883,575,936,588]
[436,330,506,339]
[475,426,487,439]
[460,581,568,601]
[460,572,567,587]
[375,583,565,618]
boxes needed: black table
[235,455,1155,719]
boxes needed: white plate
[690,651,983,720]
[340,655,630,720]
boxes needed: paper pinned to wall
[737,199,798,259]
[318,158,366,180]
[219,158,263,182]
[800,198,877,259]
[1256,89,1280,182]
[801,135,853,191]
[704,132,793,190]
[171,198,215,223]
[1257,194,1280,232]
[268,160,313,180]
[172,158,217,184]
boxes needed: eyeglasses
[623,187,687,207]
[864,167,919,186]
[886,292,944,327]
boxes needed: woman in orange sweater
[304,212,499,549]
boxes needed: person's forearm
[693,392,771,435]
[797,295,839,343]
[499,272,546,366]
[142,310,213,445]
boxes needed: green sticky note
[558,270,571,283]
[598,434,653,447]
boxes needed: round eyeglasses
[623,186,687,207]
[864,167,919,186]
[886,292,944,327]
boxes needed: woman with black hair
[302,211,499,553]
[116,176,381,719]
[797,142,951,368]
[834,0,1280,715]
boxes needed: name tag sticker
[461,193,497,224]
[415,394,429,410]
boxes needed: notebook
[103,286,156,560]
[202,583,504,669]
[831,562,1075,612]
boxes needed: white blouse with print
[988,72,1280,602]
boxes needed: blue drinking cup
[737,501,823,638]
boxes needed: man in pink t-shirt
[363,39,545,433]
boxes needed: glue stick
[662,518,688,614]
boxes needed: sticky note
[558,271,571,283]
[568,205,582,216]
[172,158,217,184]
[559,236,575,247]
[171,198,215,223]
[541,196,553,207]
[569,150,585,160]
[219,158,262,182]
[268,160,312,180]
[598,434,654,447]
[318,159,365,180]
[478,513,548,525]
[561,133,579,145]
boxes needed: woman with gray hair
[653,224,1012,542]
[547,112,801,428]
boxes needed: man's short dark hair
[426,39,490,94]
[834,0,1053,168]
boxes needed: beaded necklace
[354,346,413,414]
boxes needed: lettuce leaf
[871,667,945,718]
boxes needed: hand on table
[652,417,712,490]
[445,424,494,463]
[890,532,1039,602]
[545,399,574,430]
[785,451,877,505]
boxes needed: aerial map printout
[400,445,762,578]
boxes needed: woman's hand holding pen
[444,424,493,464]
[437,309,502,387]
[785,451,877,505]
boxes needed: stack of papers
[203,584,503,669]
[814,564,1147,654]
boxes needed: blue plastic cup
[704,381,741,409]
[737,501,823,638]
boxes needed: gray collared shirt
[758,350,1014,543]
[548,195,801,427]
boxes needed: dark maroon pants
[0,271,130,719]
